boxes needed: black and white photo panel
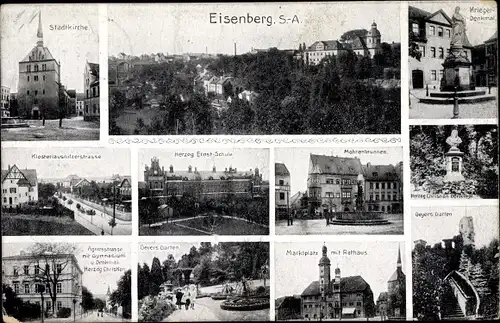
[1,148,132,236]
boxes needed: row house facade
[1,85,10,117]
[142,157,266,200]
[1,164,38,207]
[409,6,473,89]
[83,62,99,121]
[306,154,403,216]
[362,162,403,213]
[275,163,291,218]
[2,251,83,317]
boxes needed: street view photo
[138,148,269,236]
[409,2,498,119]
[138,242,269,322]
[1,148,132,236]
[275,147,403,235]
[1,4,100,141]
[2,242,132,322]
[412,205,499,320]
[108,3,401,135]
[275,242,406,321]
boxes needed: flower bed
[220,297,270,311]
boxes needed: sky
[1,148,130,180]
[412,205,499,248]
[410,1,497,45]
[275,241,405,299]
[275,147,403,195]
[108,2,401,56]
[1,4,99,93]
[2,242,131,296]
[139,148,269,181]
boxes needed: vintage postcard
[2,241,132,322]
[1,4,100,141]
[1,148,132,236]
[107,2,401,135]
[275,147,404,235]
[409,2,498,119]
[137,241,270,321]
[275,241,406,321]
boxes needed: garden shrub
[138,295,176,322]
[76,203,81,209]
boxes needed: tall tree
[109,269,131,319]
[149,257,164,296]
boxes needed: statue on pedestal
[444,129,465,182]
[451,7,467,48]
[446,129,462,151]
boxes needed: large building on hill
[142,157,267,200]
[1,164,38,207]
[2,250,83,317]
[17,12,63,119]
[300,245,375,320]
[408,6,473,89]
[306,154,403,215]
[305,22,383,65]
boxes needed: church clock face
[154,170,158,175]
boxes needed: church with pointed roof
[17,11,63,119]
[376,245,406,319]
[300,245,375,320]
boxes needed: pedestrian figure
[325,211,330,226]
[175,288,183,310]
[181,286,190,310]
[101,229,105,235]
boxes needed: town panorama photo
[107,3,401,135]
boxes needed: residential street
[58,193,132,235]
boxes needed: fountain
[328,180,391,225]
[420,6,495,105]
[220,277,270,311]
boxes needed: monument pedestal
[444,148,465,182]
[441,46,473,92]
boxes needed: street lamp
[72,299,77,322]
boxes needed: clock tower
[144,157,166,198]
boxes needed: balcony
[275,184,290,191]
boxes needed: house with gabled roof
[1,164,38,207]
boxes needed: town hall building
[300,245,375,320]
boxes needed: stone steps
[420,95,496,105]
[430,90,486,98]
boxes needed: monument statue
[459,216,475,246]
[451,6,466,47]
[446,129,462,150]
[444,129,465,182]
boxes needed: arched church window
[452,157,460,172]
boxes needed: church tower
[318,244,331,295]
[366,21,382,56]
[18,10,61,119]
[105,285,112,311]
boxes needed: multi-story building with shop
[1,85,10,117]
[362,162,403,213]
[306,155,403,216]
[2,250,83,317]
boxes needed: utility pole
[109,184,117,235]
